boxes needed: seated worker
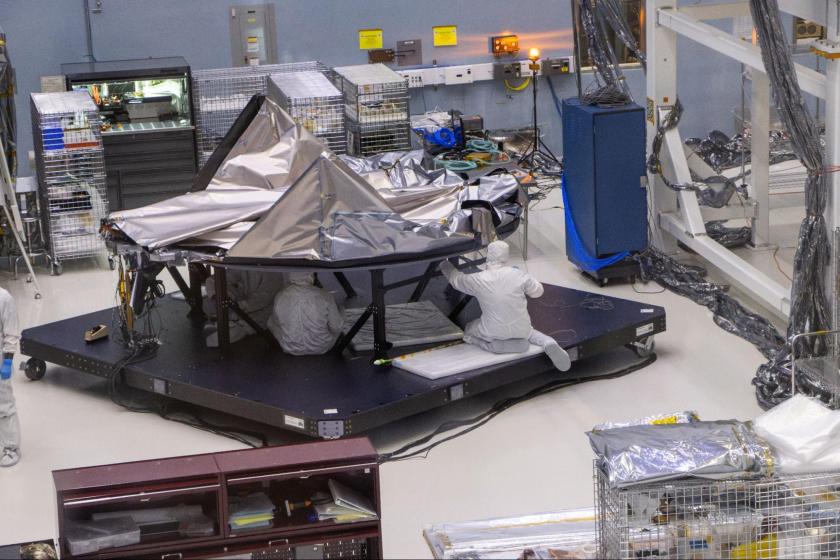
[439,240,571,372]
[268,272,343,355]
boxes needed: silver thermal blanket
[588,421,775,488]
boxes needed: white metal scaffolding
[646,0,840,320]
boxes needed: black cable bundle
[637,249,785,361]
[576,0,632,106]
[750,0,830,358]
[379,354,657,463]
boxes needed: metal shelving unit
[192,61,329,166]
[30,91,108,274]
[332,63,410,156]
[268,71,346,154]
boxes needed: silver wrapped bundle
[588,421,775,488]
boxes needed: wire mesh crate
[192,61,329,166]
[332,63,410,156]
[596,465,840,559]
[268,71,345,154]
[30,91,107,270]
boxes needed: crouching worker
[439,240,571,372]
[268,272,343,355]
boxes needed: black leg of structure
[214,267,230,352]
[408,261,439,302]
[370,269,390,361]
[333,271,358,299]
[334,304,374,354]
[313,273,323,289]
[449,294,473,320]
[188,263,208,317]
[227,300,277,346]
[167,266,204,318]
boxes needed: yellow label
[433,25,458,47]
[359,29,383,50]
[247,17,257,24]
[651,416,679,425]
[247,37,258,43]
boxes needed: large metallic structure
[645,0,838,322]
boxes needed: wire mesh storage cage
[331,63,410,156]
[267,71,346,154]
[596,465,840,559]
[30,91,107,273]
[192,61,329,166]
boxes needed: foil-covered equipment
[588,421,776,488]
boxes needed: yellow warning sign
[433,25,458,47]
[359,29,383,50]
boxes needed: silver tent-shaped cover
[107,96,327,249]
[226,152,474,263]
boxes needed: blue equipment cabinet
[561,98,648,279]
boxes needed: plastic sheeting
[753,394,840,474]
[592,410,699,432]
[423,509,598,559]
[589,421,776,488]
[393,342,543,380]
[342,301,463,352]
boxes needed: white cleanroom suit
[0,287,20,467]
[440,240,571,371]
[268,272,343,355]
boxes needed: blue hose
[562,174,630,273]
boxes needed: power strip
[395,56,574,88]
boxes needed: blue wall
[1,0,745,177]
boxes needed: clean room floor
[0,188,793,557]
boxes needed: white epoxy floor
[0,189,789,557]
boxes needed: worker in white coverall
[439,240,571,372]
[0,287,20,467]
[268,272,343,355]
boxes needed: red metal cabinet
[53,438,381,559]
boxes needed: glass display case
[60,57,198,210]
[62,57,193,134]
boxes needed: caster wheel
[24,358,47,381]
[51,262,63,276]
[598,278,609,288]
[26,275,32,283]
[34,293,42,300]
[628,336,655,358]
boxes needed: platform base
[21,280,665,439]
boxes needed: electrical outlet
[541,57,573,76]
[396,69,424,88]
[444,66,473,85]
[493,62,520,80]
